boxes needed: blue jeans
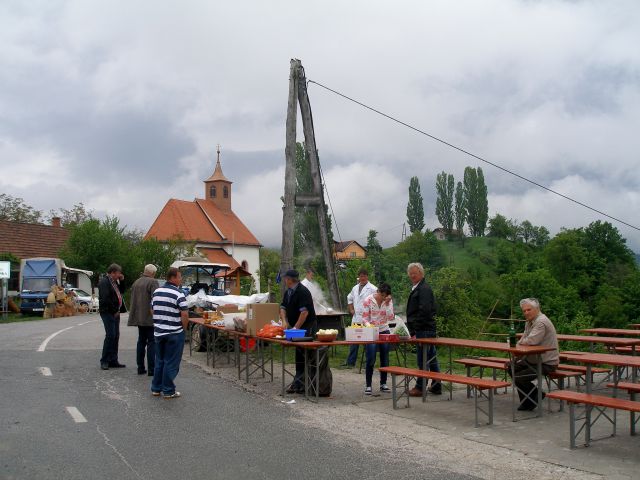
[100,312,120,364]
[346,344,359,366]
[415,330,440,390]
[152,331,185,395]
[365,338,390,388]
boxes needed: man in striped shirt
[151,267,188,399]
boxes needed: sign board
[0,261,9,279]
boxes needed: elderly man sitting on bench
[509,298,559,411]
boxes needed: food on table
[317,329,339,335]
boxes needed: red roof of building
[145,198,261,247]
[334,240,366,253]
[0,220,69,259]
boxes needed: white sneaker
[364,386,372,395]
[380,384,391,393]
[163,391,181,399]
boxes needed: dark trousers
[137,326,155,371]
[365,338,390,387]
[152,331,185,395]
[415,330,440,390]
[346,344,359,366]
[508,359,556,407]
[293,347,305,387]
[100,312,120,364]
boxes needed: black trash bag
[306,346,333,397]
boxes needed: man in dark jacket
[127,264,160,375]
[279,269,317,394]
[98,263,126,370]
[405,262,441,396]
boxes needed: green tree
[488,214,510,238]
[532,226,550,247]
[366,229,383,281]
[463,167,489,236]
[454,181,466,244]
[583,221,635,268]
[259,248,281,295]
[406,176,425,233]
[435,172,455,235]
[431,267,482,339]
[48,203,94,227]
[520,220,535,244]
[59,217,132,287]
[0,194,43,223]
[293,142,333,272]
[543,229,592,297]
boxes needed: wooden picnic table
[559,351,640,443]
[555,334,640,353]
[415,337,555,421]
[581,328,640,337]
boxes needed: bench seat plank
[546,390,640,412]
[606,382,640,393]
[379,366,510,390]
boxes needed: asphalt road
[0,315,478,480]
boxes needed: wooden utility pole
[280,59,341,309]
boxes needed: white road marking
[77,320,97,326]
[39,367,52,376]
[37,326,74,352]
[65,406,87,423]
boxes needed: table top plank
[556,334,640,346]
[560,351,640,368]
[580,328,640,337]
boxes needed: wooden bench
[546,390,640,448]
[607,382,640,393]
[455,358,509,397]
[379,366,510,426]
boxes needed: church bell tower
[204,145,232,212]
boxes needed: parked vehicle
[19,258,93,315]
[66,287,99,310]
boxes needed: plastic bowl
[284,328,307,340]
[316,333,338,342]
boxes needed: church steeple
[204,145,232,211]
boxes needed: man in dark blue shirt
[279,269,317,394]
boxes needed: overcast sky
[1,0,639,251]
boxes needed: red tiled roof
[145,198,261,247]
[199,247,240,269]
[0,220,69,259]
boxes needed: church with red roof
[145,147,262,292]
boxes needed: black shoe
[147,370,154,376]
[109,362,126,368]
[137,368,147,375]
[340,362,355,368]
[518,403,536,411]
[286,383,304,394]
[100,362,109,370]
[429,383,442,395]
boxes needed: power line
[307,79,640,232]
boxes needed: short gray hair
[407,262,424,275]
[144,264,157,276]
[519,298,540,309]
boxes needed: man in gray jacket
[127,264,160,375]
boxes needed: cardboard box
[217,304,239,314]
[245,303,280,335]
[345,327,379,342]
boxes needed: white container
[345,327,379,342]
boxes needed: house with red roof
[145,148,262,293]
[0,217,69,293]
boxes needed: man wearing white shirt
[342,268,377,367]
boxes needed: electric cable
[307,79,639,232]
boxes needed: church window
[223,186,229,198]
[210,185,217,198]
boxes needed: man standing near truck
[98,264,126,370]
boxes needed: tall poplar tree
[435,171,455,236]
[463,166,489,236]
[406,176,425,233]
[454,181,466,244]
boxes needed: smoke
[304,279,333,314]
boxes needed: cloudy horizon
[1,1,639,251]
